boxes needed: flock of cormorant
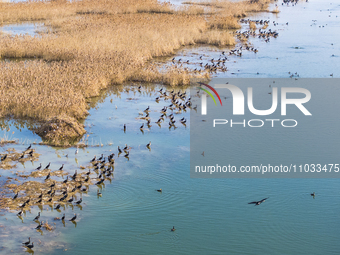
[3,81,317,251]
[1,1,312,250]
[8,86,192,251]
[169,18,282,75]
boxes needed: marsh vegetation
[0,0,271,145]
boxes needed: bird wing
[248,201,258,204]
[260,197,269,202]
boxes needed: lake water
[0,0,339,254]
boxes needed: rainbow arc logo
[197,82,222,106]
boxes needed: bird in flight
[248,197,269,206]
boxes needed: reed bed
[0,0,272,144]
[271,7,280,13]
[249,21,257,30]
[130,64,210,86]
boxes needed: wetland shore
[2,0,338,254]
[0,0,272,146]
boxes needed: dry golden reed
[249,21,256,30]
[0,0,273,144]
[271,7,280,13]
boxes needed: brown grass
[0,0,272,144]
[249,21,257,30]
[209,16,241,30]
[271,7,280,13]
[33,115,86,145]
[130,64,210,86]
[43,221,54,231]
[196,29,235,46]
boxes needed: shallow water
[0,0,340,254]
[0,23,44,36]
[166,0,339,78]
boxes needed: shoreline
[0,0,272,146]
[2,0,339,254]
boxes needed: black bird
[45,172,51,181]
[47,188,53,195]
[67,197,74,203]
[36,163,42,170]
[13,192,19,200]
[71,170,77,180]
[17,210,23,217]
[1,154,7,161]
[75,198,82,205]
[44,162,51,169]
[25,242,34,249]
[124,124,126,132]
[50,182,56,188]
[35,221,42,230]
[91,155,96,162]
[311,192,315,197]
[248,197,269,206]
[69,214,77,221]
[124,151,129,157]
[156,189,162,192]
[84,176,90,182]
[54,204,61,210]
[98,154,104,161]
[96,178,105,185]
[61,213,65,221]
[22,237,31,246]
[58,164,64,171]
[59,195,67,202]
[37,191,43,199]
[118,146,122,153]
[97,190,102,196]
[18,153,25,160]
[171,226,176,232]
[140,123,144,129]
[25,197,31,205]
[81,186,88,192]
[33,212,40,221]
[62,176,68,184]
[28,150,34,157]
[146,141,151,148]
[25,144,32,151]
